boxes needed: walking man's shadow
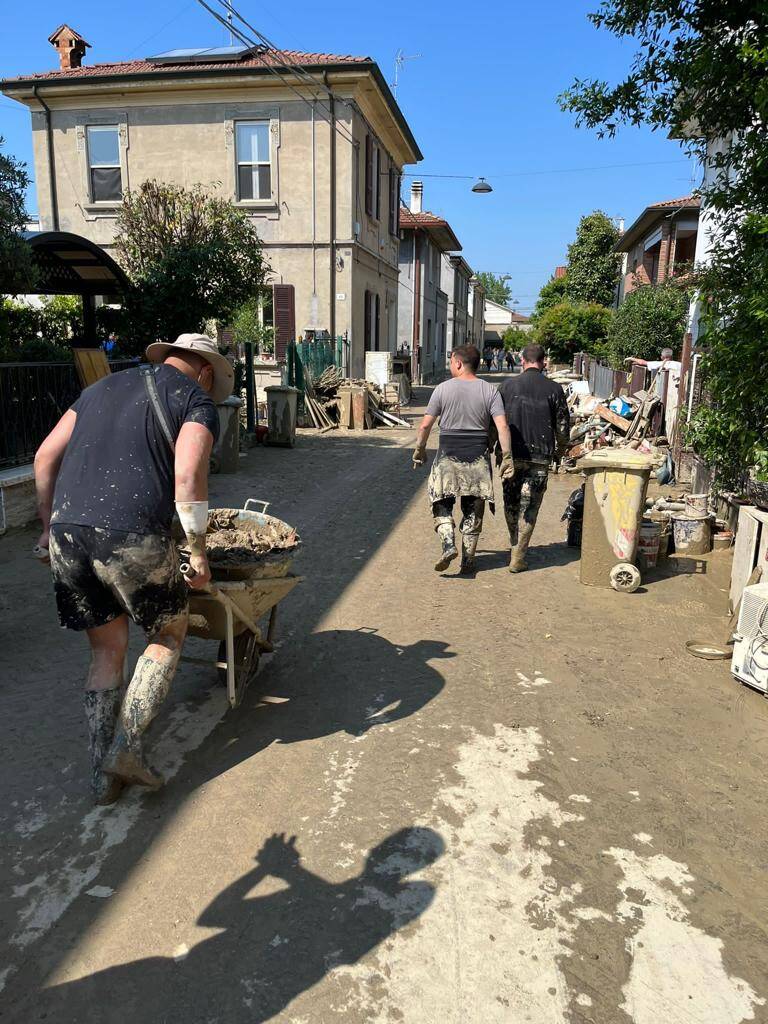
[40,827,444,1023]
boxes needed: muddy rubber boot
[102,654,176,789]
[509,522,535,573]
[103,731,164,789]
[84,689,124,805]
[459,532,479,575]
[434,522,458,572]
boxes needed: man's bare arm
[492,414,512,455]
[34,409,77,546]
[175,421,214,589]
[413,414,436,467]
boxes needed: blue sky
[0,0,695,311]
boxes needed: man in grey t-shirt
[413,345,513,574]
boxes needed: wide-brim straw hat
[146,334,235,404]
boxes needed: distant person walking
[482,346,493,372]
[413,345,513,575]
[497,343,570,572]
[505,350,514,372]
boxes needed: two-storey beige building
[2,27,422,375]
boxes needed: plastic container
[685,493,709,515]
[265,386,299,447]
[672,514,712,555]
[211,395,243,474]
[578,449,654,588]
[637,519,662,570]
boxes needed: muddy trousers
[432,496,486,538]
[502,461,549,548]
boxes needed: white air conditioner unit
[731,581,768,694]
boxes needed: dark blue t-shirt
[51,364,219,535]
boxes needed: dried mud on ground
[2,383,768,1023]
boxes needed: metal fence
[0,359,135,468]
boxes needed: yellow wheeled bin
[578,449,654,588]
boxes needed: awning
[23,231,128,297]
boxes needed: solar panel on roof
[146,44,259,65]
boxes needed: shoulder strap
[140,364,176,454]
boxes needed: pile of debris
[561,381,667,472]
[302,366,409,431]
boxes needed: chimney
[410,180,423,214]
[48,24,90,71]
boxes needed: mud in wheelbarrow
[181,500,302,708]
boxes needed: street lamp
[471,177,493,194]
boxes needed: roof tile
[3,49,370,83]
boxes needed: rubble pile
[555,372,668,473]
[303,367,409,430]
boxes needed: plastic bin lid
[217,395,243,407]
[264,385,300,393]
[578,448,654,471]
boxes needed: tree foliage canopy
[115,180,267,343]
[531,274,569,323]
[0,138,37,294]
[604,282,688,369]
[560,2,768,486]
[565,211,621,306]
[533,300,613,363]
[476,271,512,306]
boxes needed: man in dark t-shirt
[34,334,233,804]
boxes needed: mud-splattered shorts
[49,525,187,634]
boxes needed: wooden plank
[72,348,111,389]
[595,404,632,432]
[730,506,761,612]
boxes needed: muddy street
[2,383,768,1023]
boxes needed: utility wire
[195,0,357,149]
[402,159,690,180]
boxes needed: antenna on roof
[225,0,234,44]
[391,48,421,98]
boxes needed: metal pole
[244,341,255,433]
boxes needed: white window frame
[86,125,122,204]
[225,106,280,211]
[234,120,272,203]
[75,113,129,213]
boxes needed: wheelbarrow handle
[180,562,274,654]
[244,498,270,515]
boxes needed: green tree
[531,274,568,323]
[0,138,37,294]
[533,300,613,363]
[565,211,621,306]
[114,180,268,344]
[605,283,688,369]
[476,272,512,306]
[559,2,768,485]
[502,326,523,351]
[231,295,275,355]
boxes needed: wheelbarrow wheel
[217,633,261,706]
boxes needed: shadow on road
[192,628,453,784]
[36,827,444,1023]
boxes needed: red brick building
[614,196,700,303]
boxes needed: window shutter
[364,289,371,349]
[272,283,295,362]
[374,293,380,351]
[374,147,380,220]
[389,169,398,235]
[365,135,373,216]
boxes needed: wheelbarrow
[179,499,302,708]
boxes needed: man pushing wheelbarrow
[34,334,232,804]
